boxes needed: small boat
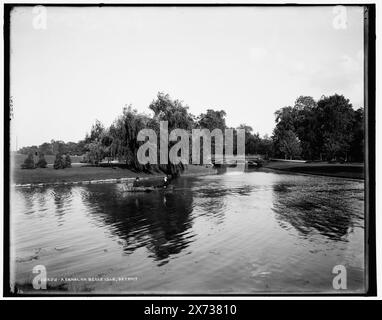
[120,176,173,192]
[122,186,156,193]
[121,185,174,193]
[246,159,263,168]
[247,160,259,168]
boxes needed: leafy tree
[274,106,296,132]
[272,96,320,159]
[257,134,273,158]
[86,141,103,164]
[86,120,105,143]
[246,133,261,155]
[195,109,227,161]
[64,154,72,168]
[36,153,48,168]
[292,96,320,160]
[74,140,88,155]
[272,106,299,158]
[237,124,258,155]
[21,153,35,169]
[278,130,302,159]
[149,92,195,131]
[294,95,316,110]
[17,92,363,169]
[65,142,79,155]
[53,153,66,169]
[51,140,67,155]
[148,93,195,170]
[237,123,253,133]
[349,108,364,162]
[109,105,152,168]
[272,94,361,161]
[39,142,54,155]
[99,132,114,162]
[18,146,38,155]
[316,94,354,161]
[197,109,227,132]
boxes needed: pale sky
[10,6,364,149]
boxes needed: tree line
[272,94,363,161]
[18,92,364,169]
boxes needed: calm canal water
[10,169,365,294]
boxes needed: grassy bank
[12,153,83,167]
[263,161,364,179]
[13,157,363,185]
[12,164,216,185]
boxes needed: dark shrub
[53,154,66,169]
[21,153,35,169]
[54,154,72,169]
[36,153,48,168]
[64,154,72,168]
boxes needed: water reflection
[12,171,365,293]
[271,181,364,241]
[79,181,195,265]
[52,186,73,225]
[16,187,42,215]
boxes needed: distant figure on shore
[133,177,140,187]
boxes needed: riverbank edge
[12,166,218,188]
[12,176,160,189]
[261,165,364,180]
[13,162,364,188]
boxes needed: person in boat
[163,176,168,188]
[132,176,170,189]
[133,177,140,187]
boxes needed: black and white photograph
[3,3,376,298]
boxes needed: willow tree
[149,92,195,175]
[109,105,153,170]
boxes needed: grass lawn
[12,153,83,167]
[13,155,362,184]
[263,161,364,179]
[12,164,216,185]
[12,166,164,185]
[181,164,217,176]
